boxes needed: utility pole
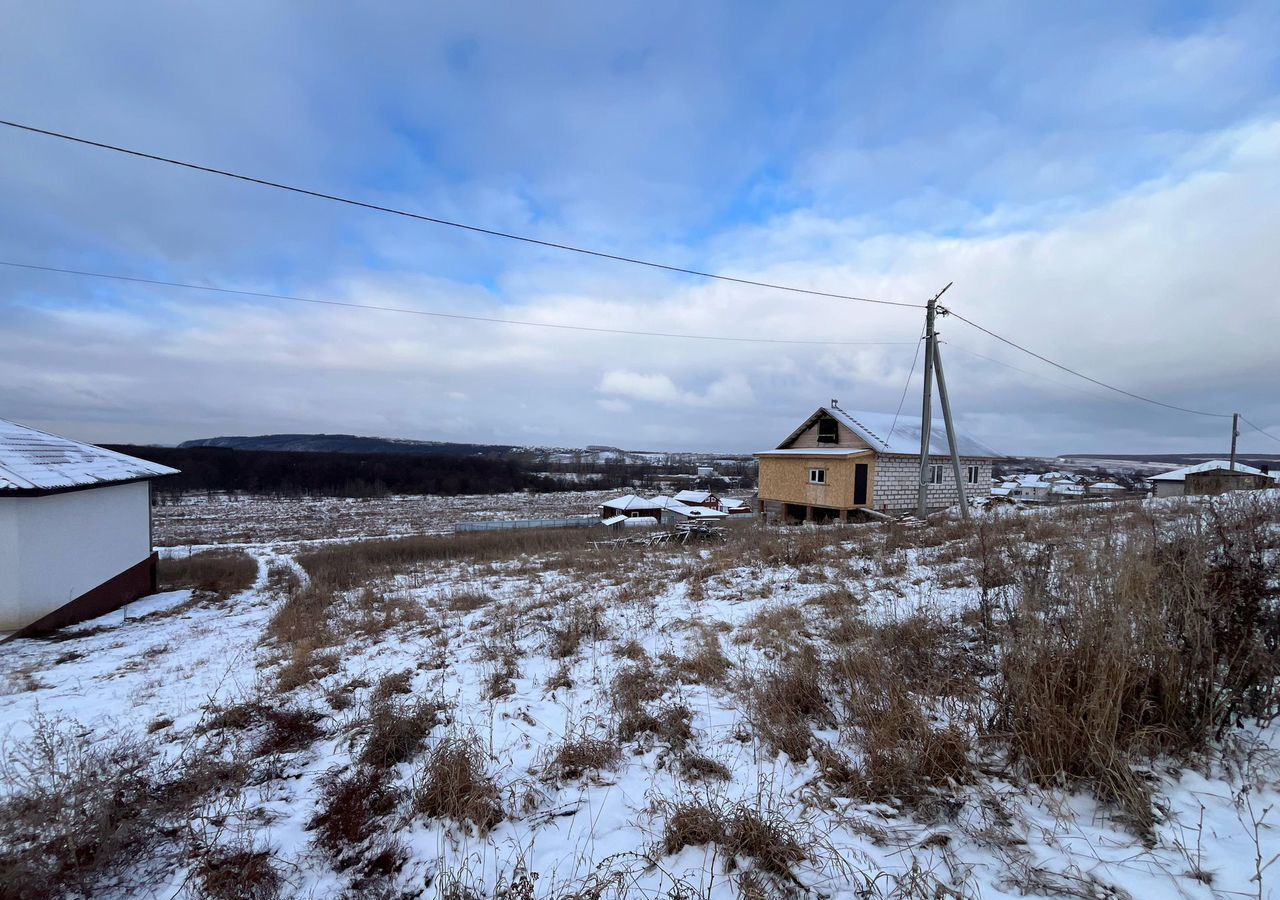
[917,283,952,518]
[1230,412,1240,471]
[933,334,970,521]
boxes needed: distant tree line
[105,445,577,498]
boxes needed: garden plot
[1,494,1278,899]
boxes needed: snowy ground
[2,494,1278,898]
[151,490,625,547]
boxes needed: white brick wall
[872,455,993,513]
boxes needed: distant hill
[179,433,521,458]
[179,433,757,469]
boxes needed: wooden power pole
[1230,412,1240,471]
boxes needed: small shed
[1150,460,1276,498]
[599,494,664,521]
[1,418,179,637]
[660,504,730,526]
[1184,469,1273,497]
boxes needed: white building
[1,418,178,637]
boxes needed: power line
[1240,415,1280,448]
[945,308,1232,419]
[943,342,1134,408]
[0,118,922,310]
[0,259,919,348]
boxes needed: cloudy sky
[2,2,1278,455]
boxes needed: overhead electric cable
[945,309,1232,419]
[0,119,922,309]
[1240,415,1280,447]
[944,342,1133,408]
[0,260,917,348]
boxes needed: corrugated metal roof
[1150,460,1276,481]
[601,494,663,511]
[0,418,179,492]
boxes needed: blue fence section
[454,517,600,533]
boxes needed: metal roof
[0,418,179,492]
[778,406,1000,458]
[1150,460,1276,482]
[600,493,663,511]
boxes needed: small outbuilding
[599,494,664,521]
[1,418,179,637]
[1150,460,1277,498]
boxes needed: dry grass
[733,603,810,655]
[988,497,1280,833]
[309,765,405,867]
[275,643,341,693]
[414,736,505,834]
[359,697,450,770]
[665,628,733,686]
[745,651,832,761]
[659,799,807,883]
[539,733,622,782]
[546,601,609,659]
[370,670,414,704]
[296,529,599,591]
[158,549,257,596]
[192,842,282,900]
[677,752,732,782]
[619,703,693,750]
[265,584,338,649]
[0,716,166,899]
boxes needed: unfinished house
[755,404,999,522]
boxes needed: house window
[817,417,838,444]
[929,465,944,485]
[809,468,826,484]
[966,465,979,484]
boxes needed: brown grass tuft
[309,765,404,867]
[414,736,505,834]
[159,549,258,597]
[359,697,449,770]
[539,734,622,782]
[660,799,806,882]
[745,651,832,760]
[192,842,282,900]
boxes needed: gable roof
[673,490,714,503]
[1150,460,1276,482]
[668,505,729,519]
[601,493,662,511]
[0,418,179,493]
[778,406,1000,458]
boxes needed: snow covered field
[151,490,625,547]
[2,493,1278,898]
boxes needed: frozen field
[152,490,627,547]
[1,493,1278,898]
